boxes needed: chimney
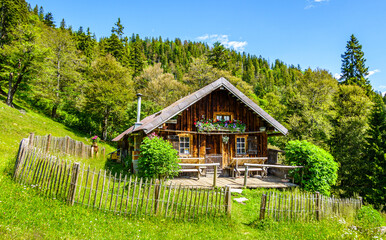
[134,93,143,129]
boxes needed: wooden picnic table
[243,163,304,186]
[178,163,220,186]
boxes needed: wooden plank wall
[168,89,267,132]
[158,89,270,163]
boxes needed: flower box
[194,118,246,133]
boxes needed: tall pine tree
[361,94,386,210]
[340,34,371,94]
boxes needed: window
[216,115,231,121]
[236,137,246,155]
[214,112,234,122]
[179,136,190,155]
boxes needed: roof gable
[112,77,288,141]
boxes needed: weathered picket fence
[259,191,362,221]
[13,138,231,220]
[26,133,105,159]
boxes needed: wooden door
[205,135,222,168]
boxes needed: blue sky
[28,0,386,94]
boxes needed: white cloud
[195,34,247,51]
[305,0,329,9]
[367,69,380,77]
[379,85,386,89]
[334,73,342,80]
[382,91,386,97]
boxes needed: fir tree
[362,94,386,210]
[208,42,229,70]
[111,17,124,40]
[59,18,66,29]
[43,12,55,27]
[38,6,44,20]
[340,34,371,94]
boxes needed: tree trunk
[102,108,110,140]
[51,105,58,118]
[6,73,14,107]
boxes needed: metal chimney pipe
[134,93,143,129]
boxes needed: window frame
[213,112,234,122]
[235,135,247,156]
[178,134,192,156]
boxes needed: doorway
[205,135,222,169]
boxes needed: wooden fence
[259,191,362,221]
[13,138,231,220]
[27,133,105,159]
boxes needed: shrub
[138,135,180,180]
[355,206,384,235]
[285,140,338,196]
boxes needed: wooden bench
[231,157,268,177]
[243,163,304,185]
[236,166,267,177]
[178,163,219,179]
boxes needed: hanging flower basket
[222,136,229,144]
[194,118,246,133]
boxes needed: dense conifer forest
[0,0,385,209]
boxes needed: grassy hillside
[0,101,383,239]
[0,100,115,171]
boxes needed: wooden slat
[104,171,112,211]
[99,170,106,210]
[135,178,143,215]
[114,173,122,213]
[145,178,152,215]
[119,175,127,214]
[82,165,90,205]
[93,170,101,208]
[109,172,117,211]
[124,175,132,216]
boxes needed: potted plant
[91,135,99,154]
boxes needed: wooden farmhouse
[112,77,288,176]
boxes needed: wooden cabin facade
[112,77,288,175]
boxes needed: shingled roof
[112,77,288,141]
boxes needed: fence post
[260,194,267,220]
[81,142,85,159]
[46,134,52,152]
[315,191,320,221]
[154,180,161,215]
[28,133,35,147]
[213,165,217,187]
[225,186,232,216]
[67,162,80,206]
[244,165,249,187]
[65,136,70,154]
[358,197,362,209]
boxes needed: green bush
[285,140,338,196]
[138,135,180,180]
[355,206,384,234]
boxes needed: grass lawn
[0,100,383,239]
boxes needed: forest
[0,0,385,210]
